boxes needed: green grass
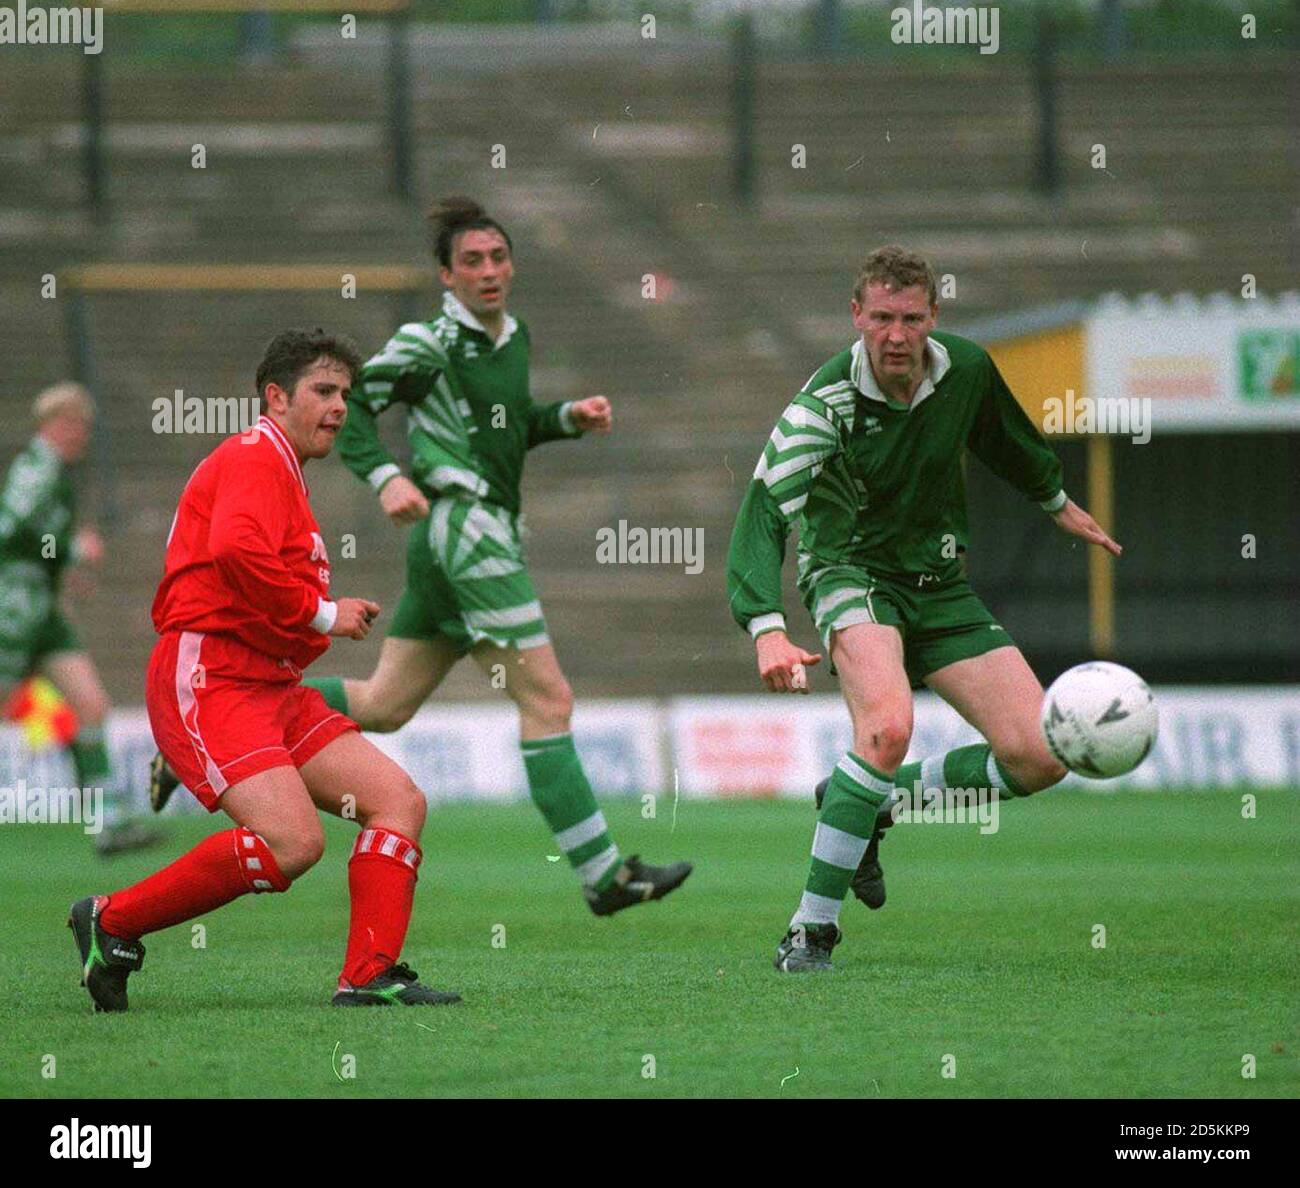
[2,790,1297,1098]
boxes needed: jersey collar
[255,415,307,494]
[442,290,518,350]
[851,336,951,410]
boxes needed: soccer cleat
[149,750,180,814]
[814,776,889,910]
[95,819,166,857]
[331,963,462,1006]
[67,895,145,1012]
[585,854,693,917]
[774,922,842,973]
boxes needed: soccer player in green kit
[726,246,1121,972]
[1,383,161,855]
[154,198,690,916]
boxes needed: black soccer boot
[585,854,693,917]
[774,921,842,973]
[148,750,180,814]
[67,895,145,1012]
[331,962,462,1006]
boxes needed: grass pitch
[2,789,1296,1098]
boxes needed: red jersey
[151,415,335,676]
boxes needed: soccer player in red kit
[68,328,461,1010]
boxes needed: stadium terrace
[0,2,103,54]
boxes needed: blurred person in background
[0,382,162,856]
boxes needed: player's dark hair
[428,196,512,269]
[853,245,937,305]
[256,328,362,412]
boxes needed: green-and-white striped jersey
[726,331,1065,636]
[0,435,76,592]
[337,290,581,515]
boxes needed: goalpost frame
[60,261,435,525]
[83,0,414,224]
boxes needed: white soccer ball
[1040,661,1158,779]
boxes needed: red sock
[341,827,421,988]
[99,828,289,939]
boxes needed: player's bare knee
[270,826,325,880]
[390,777,427,838]
[520,679,573,735]
[853,716,911,772]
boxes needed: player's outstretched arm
[1050,497,1122,556]
[727,392,840,691]
[525,394,610,447]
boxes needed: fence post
[1098,0,1125,62]
[731,11,757,212]
[813,0,842,58]
[63,287,118,528]
[1033,2,1061,199]
[82,51,106,225]
[387,7,414,200]
[237,11,277,64]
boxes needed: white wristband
[748,613,786,639]
[367,463,402,493]
[558,401,579,435]
[1039,490,1068,513]
[311,598,338,635]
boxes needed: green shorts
[389,494,550,654]
[0,567,79,685]
[798,562,1013,687]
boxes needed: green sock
[521,734,621,890]
[793,752,894,928]
[930,743,1029,800]
[69,725,125,828]
[304,676,349,715]
[898,743,1030,804]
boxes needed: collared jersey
[0,436,76,591]
[151,416,334,674]
[726,331,1064,635]
[337,290,581,515]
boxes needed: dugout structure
[60,261,434,523]
[83,0,414,222]
[960,293,1300,676]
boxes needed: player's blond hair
[32,381,95,425]
[853,245,937,304]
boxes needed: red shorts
[146,630,357,812]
